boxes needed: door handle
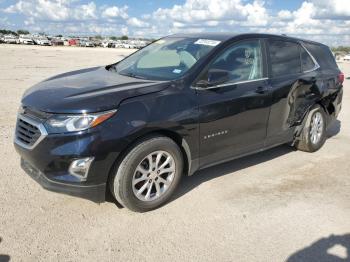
[255,86,268,94]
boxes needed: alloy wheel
[132,150,176,201]
[310,112,324,145]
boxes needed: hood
[21,66,167,113]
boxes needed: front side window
[207,40,263,83]
[269,40,301,77]
[112,37,218,80]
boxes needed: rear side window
[300,47,316,72]
[269,40,301,77]
[303,43,338,70]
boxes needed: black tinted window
[269,40,301,77]
[301,47,316,71]
[303,43,338,70]
[209,40,263,83]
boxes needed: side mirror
[196,69,229,88]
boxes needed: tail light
[338,72,344,84]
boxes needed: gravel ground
[0,44,349,262]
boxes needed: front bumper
[13,111,131,203]
[21,158,106,202]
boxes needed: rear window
[300,47,316,72]
[269,40,301,77]
[303,43,338,70]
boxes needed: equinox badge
[204,130,228,140]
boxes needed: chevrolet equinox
[14,33,344,212]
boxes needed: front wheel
[295,105,327,152]
[110,136,183,212]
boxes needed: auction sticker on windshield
[194,39,221,46]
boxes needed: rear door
[265,39,319,146]
[196,39,271,168]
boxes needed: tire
[110,136,183,212]
[295,105,327,152]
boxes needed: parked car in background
[101,41,109,48]
[0,35,4,43]
[14,33,344,212]
[92,40,101,47]
[85,41,95,47]
[343,54,350,61]
[3,35,18,44]
[79,40,95,47]
[51,38,64,46]
[121,43,133,49]
[33,37,52,46]
[19,35,34,45]
[67,39,77,46]
[102,41,116,48]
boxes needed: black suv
[14,33,344,212]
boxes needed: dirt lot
[0,44,349,262]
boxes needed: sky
[1,0,350,46]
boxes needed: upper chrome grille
[17,118,41,144]
[15,113,48,150]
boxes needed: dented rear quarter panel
[266,68,342,146]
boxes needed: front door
[196,39,271,168]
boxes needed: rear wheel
[110,136,183,212]
[295,105,327,152]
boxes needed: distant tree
[332,46,350,53]
[55,34,63,37]
[94,35,103,40]
[110,36,118,41]
[121,35,128,40]
[17,29,30,35]
[0,29,18,35]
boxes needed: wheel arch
[105,129,192,200]
[293,99,330,144]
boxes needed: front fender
[109,86,200,174]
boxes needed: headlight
[44,109,116,133]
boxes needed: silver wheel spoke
[145,182,153,200]
[137,181,149,195]
[155,181,161,196]
[158,156,171,170]
[155,152,163,169]
[147,155,154,171]
[312,134,316,144]
[157,176,171,186]
[133,176,148,186]
[136,165,148,175]
[159,166,175,175]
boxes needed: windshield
[112,37,220,80]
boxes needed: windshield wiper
[119,72,147,80]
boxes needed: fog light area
[68,157,94,181]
